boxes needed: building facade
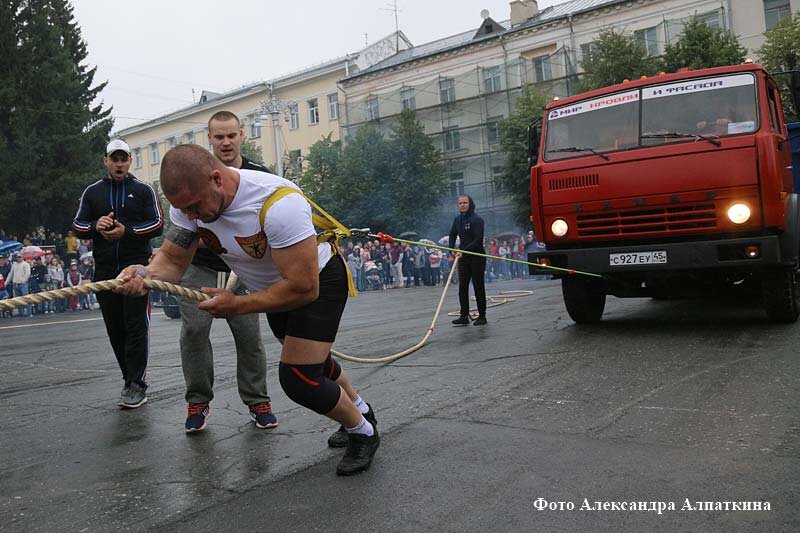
[338,0,798,235]
[116,32,411,191]
[114,0,797,236]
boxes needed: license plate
[609,251,667,266]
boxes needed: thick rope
[1,263,535,366]
[0,279,209,312]
[445,290,535,319]
[331,254,461,364]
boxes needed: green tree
[757,12,800,120]
[498,85,548,228]
[0,0,112,234]
[579,29,658,91]
[0,1,21,225]
[328,125,393,231]
[297,133,341,206]
[661,17,746,72]
[240,139,265,166]
[386,109,447,233]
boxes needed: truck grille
[577,204,717,237]
[549,173,599,191]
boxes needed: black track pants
[457,255,487,318]
[96,290,151,388]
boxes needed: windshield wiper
[548,146,611,161]
[640,131,721,147]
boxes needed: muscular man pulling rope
[113,144,379,476]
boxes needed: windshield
[544,73,758,161]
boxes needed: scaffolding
[339,7,724,234]
[342,46,576,234]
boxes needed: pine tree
[0,0,23,226]
[0,0,112,234]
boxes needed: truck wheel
[562,276,606,323]
[763,269,800,323]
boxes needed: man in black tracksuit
[73,139,163,408]
[449,194,487,326]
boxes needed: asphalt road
[1,278,799,532]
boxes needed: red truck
[527,63,800,323]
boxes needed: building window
[367,96,379,121]
[308,98,319,125]
[133,148,142,168]
[449,172,465,196]
[580,42,598,60]
[289,106,299,129]
[764,0,791,30]
[532,56,552,82]
[287,149,302,174]
[249,114,261,138]
[401,87,416,111]
[443,127,461,152]
[487,118,502,144]
[150,143,159,164]
[328,93,339,120]
[696,10,722,29]
[483,66,501,93]
[492,166,505,192]
[168,137,177,149]
[440,78,456,103]
[634,26,660,56]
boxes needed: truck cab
[528,64,800,323]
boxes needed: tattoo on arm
[166,226,198,249]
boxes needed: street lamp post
[258,94,297,176]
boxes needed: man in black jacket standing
[449,195,487,326]
[73,139,163,408]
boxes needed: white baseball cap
[106,139,131,156]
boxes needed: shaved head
[160,144,221,197]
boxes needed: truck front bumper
[527,235,785,277]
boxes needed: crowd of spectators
[0,227,98,318]
[0,226,544,316]
[337,231,542,292]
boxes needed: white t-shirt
[170,169,332,292]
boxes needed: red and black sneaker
[249,402,278,429]
[185,403,210,433]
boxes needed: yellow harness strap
[259,187,358,297]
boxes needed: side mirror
[528,122,540,168]
[791,71,800,116]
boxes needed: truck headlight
[727,203,751,224]
[551,219,569,237]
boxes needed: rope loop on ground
[331,255,461,364]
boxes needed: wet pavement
[2,278,799,531]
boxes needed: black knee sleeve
[322,352,342,381]
[279,362,341,415]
